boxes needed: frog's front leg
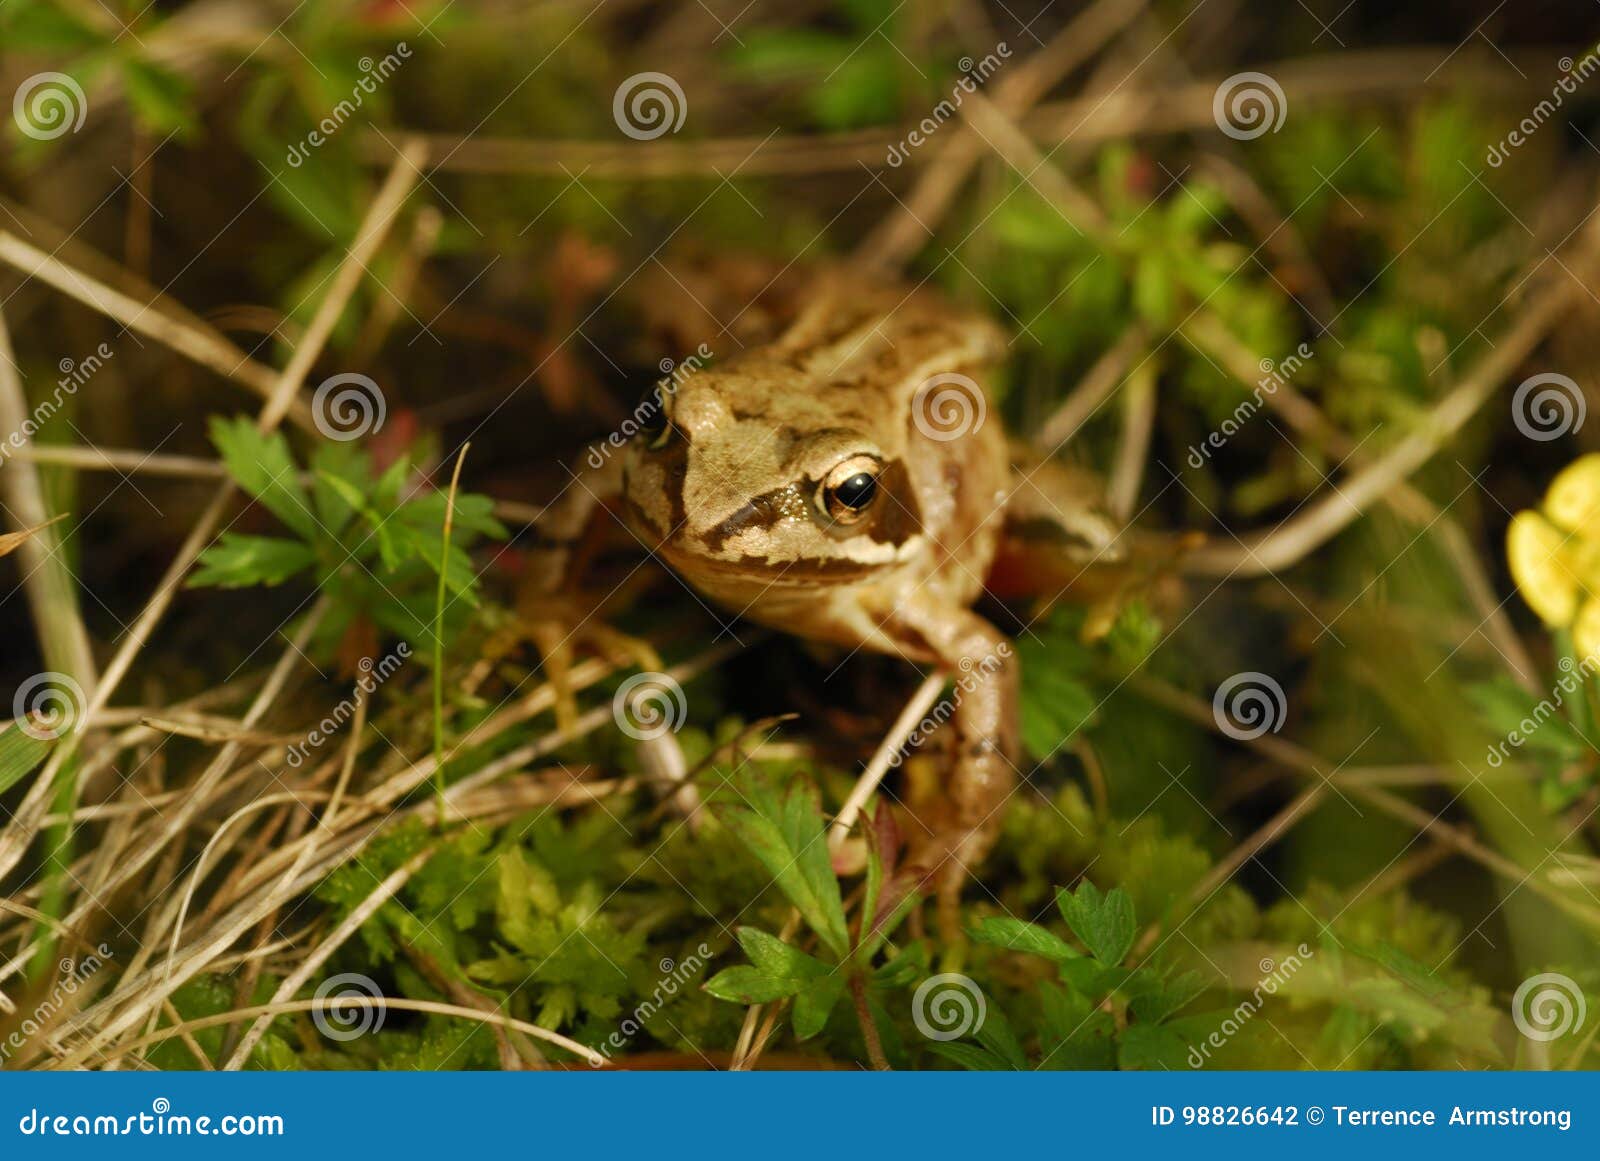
[891,597,1019,943]
[496,449,660,729]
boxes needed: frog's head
[620,360,923,588]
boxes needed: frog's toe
[520,598,664,735]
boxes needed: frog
[529,263,1122,934]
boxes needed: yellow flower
[1508,453,1600,661]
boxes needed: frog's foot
[888,603,1022,946]
[900,757,1009,948]
[519,592,662,734]
[896,825,998,947]
[929,819,1005,947]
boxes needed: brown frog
[536,266,1121,931]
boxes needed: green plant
[703,774,925,1058]
[936,881,1205,1070]
[189,417,505,655]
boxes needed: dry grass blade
[135,715,296,745]
[370,50,1545,178]
[83,998,605,1070]
[1183,207,1600,576]
[0,514,66,561]
[221,846,436,1069]
[0,231,314,433]
[0,141,427,888]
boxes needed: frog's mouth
[654,538,885,586]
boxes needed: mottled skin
[545,269,1118,928]
[628,276,1014,897]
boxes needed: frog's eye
[636,384,673,450]
[819,455,883,524]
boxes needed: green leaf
[120,56,198,138]
[209,416,318,541]
[791,975,846,1040]
[1167,182,1228,236]
[1057,881,1136,965]
[871,944,926,989]
[974,1004,1026,1070]
[310,442,373,534]
[189,534,317,589]
[1118,1022,1193,1070]
[1057,957,1132,1001]
[714,775,849,959]
[1127,968,1206,1024]
[1,1,104,50]
[968,916,1081,962]
[1015,612,1099,757]
[703,965,806,1005]
[1133,254,1176,328]
[1037,982,1117,1069]
[728,31,899,129]
[0,726,53,795]
[1468,678,1588,761]
[855,802,921,963]
[1350,941,1451,1001]
[927,1042,1007,1071]
[398,490,507,542]
[736,927,829,982]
